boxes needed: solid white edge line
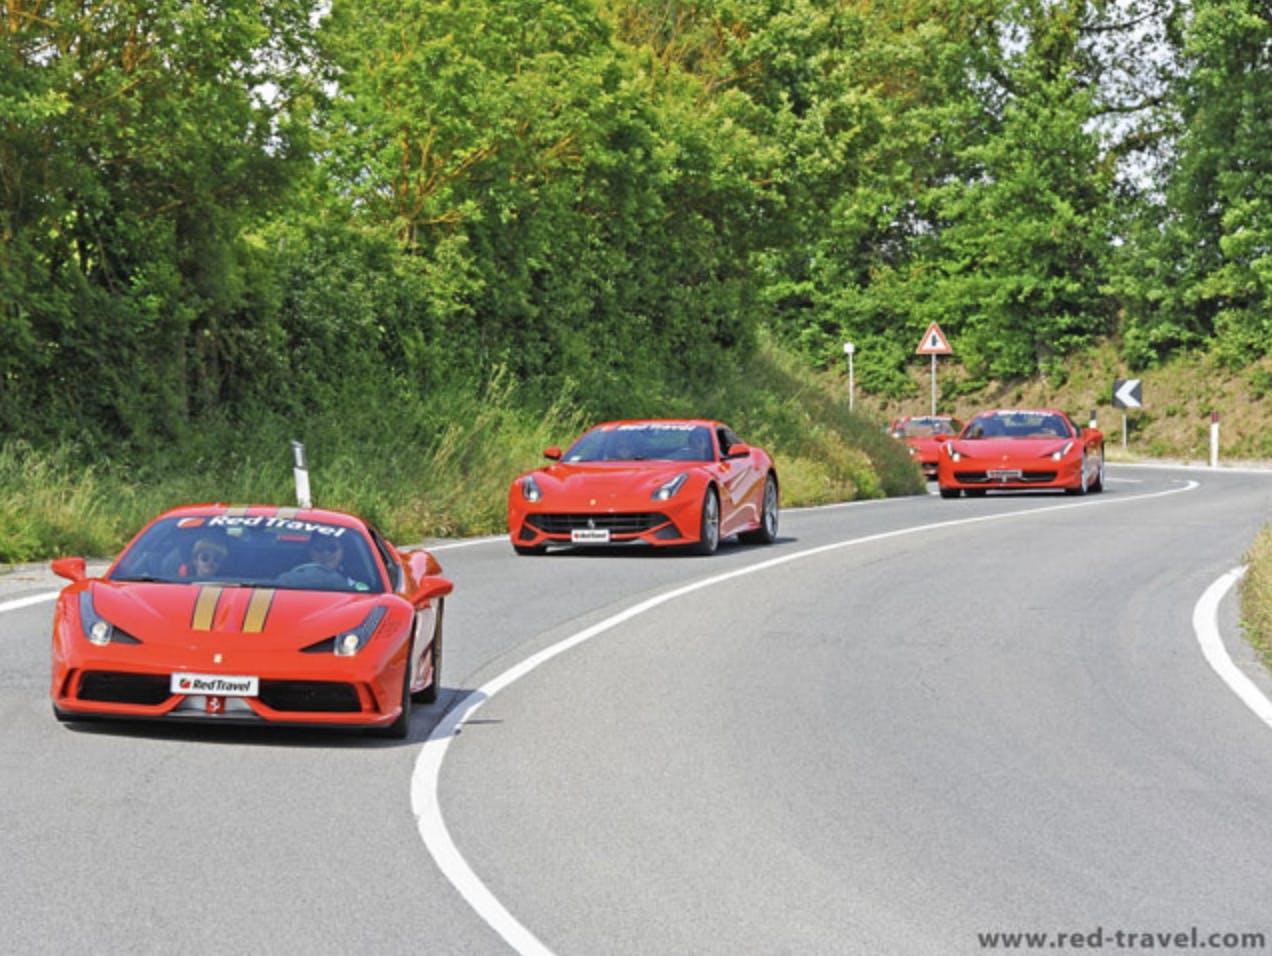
[0,592,57,614]
[425,535,507,552]
[1194,566,1272,729]
[410,479,1201,955]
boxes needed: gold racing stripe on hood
[192,586,222,631]
[242,588,275,633]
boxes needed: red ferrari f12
[508,419,779,555]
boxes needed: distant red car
[50,503,453,738]
[889,415,964,479]
[937,408,1104,498]
[508,419,779,555]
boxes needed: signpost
[290,440,312,508]
[843,342,855,412]
[915,322,952,416]
[1112,378,1142,451]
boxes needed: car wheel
[412,600,443,705]
[692,487,720,555]
[1066,454,1090,495]
[939,486,960,499]
[1091,446,1105,493]
[739,474,778,545]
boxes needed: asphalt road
[4,464,1272,955]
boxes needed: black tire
[939,486,960,499]
[1065,454,1091,495]
[513,543,546,556]
[412,600,443,705]
[739,474,779,545]
[1090,446,1105,493]
[691,488,721,556]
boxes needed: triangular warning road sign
[915,322,952,355]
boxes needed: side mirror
[51,557,87,582]
[409,576,454,606]
[544,446,562,461]
[725,442,752,459]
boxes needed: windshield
[110,515,385,593]
[896,418,959,438]
[563,424,715,463]
[963,412,1073,440]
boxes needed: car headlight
[332,606,387,657]
[652,472,688,502]
[78,590,140,646]
[1050,441,1075,461]
[521,475,542,503]
[945,444,964,462]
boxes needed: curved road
[4,464,1272,954]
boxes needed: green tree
[319,0,770,412]
[0,0,315,449]
[1120,0,1272,368]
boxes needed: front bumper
[938,457,1081,491]
[51,641,409,730]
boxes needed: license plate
[171,672,260,697]
[571,528,611,543]
[987,469,1022,480]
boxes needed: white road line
[410,479,1201,955]
[0,592,57,614]
[425,535,506,552]
[1194,566,1272,729]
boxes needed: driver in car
[278,534,368,590]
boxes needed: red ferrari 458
[937,408,1105,498]
[889,415,964,479]
[50,503,452,737]
[508,419,779,555]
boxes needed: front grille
[258,680,360,713]
[74,672,361,715]
[954,471,1058,484]
[78,671,172,705]
[527,512,669,535]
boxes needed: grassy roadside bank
[1241,527,1272,675]
[0,338,923,564]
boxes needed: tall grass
[1242,526,1272,673]
[0,339,922,563]
[0,442,138,562]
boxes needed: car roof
[153,503,370,533]
[588,418,721,430]
[975,408,1068,417]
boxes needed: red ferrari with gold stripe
[49,503,452,738]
